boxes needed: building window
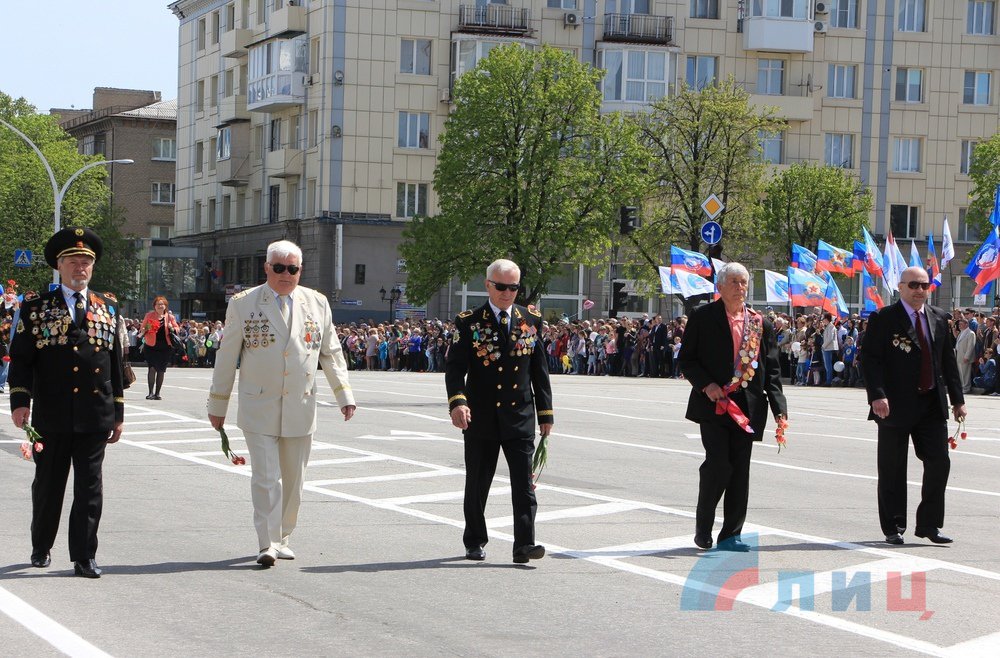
[830,0,859,28]
[749,0,810,18]
[193,201,202,233]
[254,125,264,160]
[960,140,978,174]
[691,0,719,18]
[252,189,261,223]
[247,37,309,105]
[968,1,996,34]
[897,0,925,32]
[607,0,650,13]
[548,0,578,7]
[958,208,981,242]
[153,225,173,240]
[452,39,503,82]
[238,256,252,284]
[152,137,176,160]
[396,182,428,218]
[208,198,217,229]
[210,75,219,107]
[893,138,921,172]
[197,17,206,50]
[757,59,784,95]
[824,133,854,168]
[209,137,217,171]
[222,194,232,229]
[211,11,221,45]
[964,71,991,105]
[268,185,280,223]
[685,55,717,91]
[197,80,205,111]
[217,128,232,161]
[600,49,671,102]
[894,68,922,102]
[828,64,856,98]
[890,204,919,238]
[195,141,204,174]
[398,112,430,148]
[400,38,432,75]
[270,118,282,151]
[308,110,318,147]
[759,130,784,164]
[354,264,366,285]
[151,182,176,205]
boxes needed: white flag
[883,233,899,291]
[658,266,675,295]
[763,269,790,303]
[674,271,716,299]
[942,216,955,268]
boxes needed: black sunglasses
[270,263,300,275]
[488,279,520,292]
[904,281,931,290]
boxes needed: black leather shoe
[717,537,750,552]
[30,551,50,568]
[513,545,545,564]
[693,534,713,550]
[73,559,102,578]
[884,533,904,545]
[915,529,953,544]
[465,546,486,561]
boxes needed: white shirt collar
[488,300,512,323]
[62,285,88,304]
[268,286,292,301]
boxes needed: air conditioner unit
[564,12,580,27]
[814,21,828,33]
[814,1,829,14]
[439,88,451,103]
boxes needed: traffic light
[619,206,639,234]
[611,281,628,312]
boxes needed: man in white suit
[954,318,976,393]
[208,240,356,567]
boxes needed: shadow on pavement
[300,556,534,573]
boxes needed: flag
[674,271,716,299]
[821,271,849,319]
[909,240,922,268]
[964,228,1000,295]
[658,266,676,295]
[882,232,900,292]
[787,267,828,307]
[861,227,884,278]
[764,269,789,303]
[791,244,818,273]
[990,183,1000,228]
[853,241,866,273]
[926,233,941,290]
[711,258,725,301]
[670,246,712,278]
[816,240,855,277]
[941,216,955,268]
[862,267,885,315]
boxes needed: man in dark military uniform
[446,258,554,564]
[8,227,125,578]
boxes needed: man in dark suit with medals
[7,228,125,578]
[679,262,787,552]
[862,266,966,545]
[446,259,554,564]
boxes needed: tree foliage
[968,134,1000,240]
[0,91,138,296]
[400,45,649,306]
[759,162,872,266]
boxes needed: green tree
[968,134,1000,240]
[626,78,784,285]
[0,91,137,296]
[400,45,649,306]
[759,162,872,266]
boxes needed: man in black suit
[446,258,554,564]
[679,262,787,552]
[862,266,966,545]
[8,228,125,578]
[650,314,668,377]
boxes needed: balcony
[749,93,814,122]
[217,156,250,186]
[268,3,307,38]
[602,13,674,45]
[457,4,531,36]
[221,28,252,58]
[216,94,250,126]
[265,147,303,178]
[247,73,306,112]
[743,17,815,53]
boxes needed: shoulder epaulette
[527,306,542,318]
[103,291,118,302]
[458,309,473,319]
[230,289,251,301]
[23,291,39,301]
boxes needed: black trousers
[696,422,754,542]
[463,432,537,552]
[876,394,950,536]
[31,431,108,561]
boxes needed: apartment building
[168,0,1000,320]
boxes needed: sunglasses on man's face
[489,280,520,292]
[270,263,300,275]
[903,281,931,290]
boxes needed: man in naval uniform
[8,227,125,578]
[208,240,356,567]
[446,258,554,564]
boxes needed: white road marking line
[140,437,240,445]
[559,406,688,423]
[0,585,114,658]
[307,468,462,486]
[378,489,511,505]
[944,631,1000,656]
[487,501,642,528]
[308,456,389,466]
[563,534,712,558]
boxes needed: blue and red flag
[860,227,884,278]
[670,245,712,278]
[861,267,885,316]
[821,271,849,319]
[989,183,1000,228]
[926,233,941,290]
[787,267,828,308]
[853,241,866,273]
[816,240,855,277]
[791,244,818,273]
[965,228,1000,295]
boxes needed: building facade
[168,0,1000,322]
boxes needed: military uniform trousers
[243,431,312,551]
[463,429,537,553]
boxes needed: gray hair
[267,240,303,263]
[716,262,749,285]
[486,258,520,280]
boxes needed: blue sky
[1,1,179,113]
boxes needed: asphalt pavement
[1,370,998,657]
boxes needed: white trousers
[243,431,312,551]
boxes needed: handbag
[123,362,136,388]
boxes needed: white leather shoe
[276,543,295,560]
[256,547,277,567]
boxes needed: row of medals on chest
[732,337,761,389]
[471,322,537,366]
[29,303,114,348]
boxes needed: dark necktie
[73,292,87,328]
[498,309,509,342]
[913,310,933,392]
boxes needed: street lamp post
[379,286,402,323]
[0,118,134,285]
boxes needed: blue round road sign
[700,221,722,245]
